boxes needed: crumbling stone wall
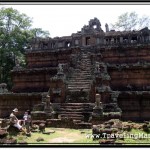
[0,93,41,118]
[118,92,150,121]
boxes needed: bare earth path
[48,130,80,143]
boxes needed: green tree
[30,28,50,38]
[0,7,50,89]
[111,12,150,31]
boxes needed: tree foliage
[0,7,50,89]
[30,28,50,38]
[111,12,150,31]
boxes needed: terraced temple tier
[6,17,150,122]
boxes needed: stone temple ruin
[1,17,150,128]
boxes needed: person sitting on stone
[9,108,27,134]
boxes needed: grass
[12,128,98,145]
[119,129,150,145]
[7,123,150,146]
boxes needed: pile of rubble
[92,119,149,145]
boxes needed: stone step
[70,75,92,78]
[73,120,82,123]
[68,79,92,82]
[74,71,91,74]
[57,108,93,114]
[69,73,92,76]
[67,83,89,86]
[58,112,92,115]
[80,58,90,60]
[68,79,92,81]
[75,65,91,67]
[67,84,91,87]
[76,70,92,72]
[60,106,93,109]
[67,89,90,92]
[77,76,92,78]
[81,54,89,56]
[60,103,94,106]
[75,68,91,70]
[80,61,91,64]
[69,74,92,76]
[77,61,91,63]
[74,69,91,71]
[74,68,91,74]
[81,56,89,58]
[67,82,92,85]
[68,87,90,90]
[68,89,90,92]
[80,60,91,61]
[60,105,93,109]
[77,65,92,67]
[67,80,92,83]
[81,58,90,59]
[59,114,84,121]
[61,116,84,121]
[80,61,90,63]
[77,63,91,65]
[59,110,92,113]
[68,81,91,84]
[81,57,90,58]
[72,69,92,71]
[80,64,91,65]
[76,67,92,70]
[60,104,91,107]
[67,83,91,86]
[68,79,90,81]
[69,77,92,80]
[79,62,91,64]
[67,86,91,89]
[60,113,84,117]
[68,82,91,85]
[75,122,92,129]
[79,64,91,66]
[77,62,91,64]
[78,65,91,67]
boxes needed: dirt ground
[48,130,80,143]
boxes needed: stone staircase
[58,103,94,121]
[31,52,95,128]
[67,52,93,92]
[56,103,94,128]
[56,52,94,127]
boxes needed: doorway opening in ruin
[65,42,71,48]
[86,37,90,45]
[51,43,55,49]
[131,37,137,43]
[93,24,97,29]
[123,37,128,43]
[75,39,79,45]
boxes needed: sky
[1,4,150,38]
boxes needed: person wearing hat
[9,108,27,134]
